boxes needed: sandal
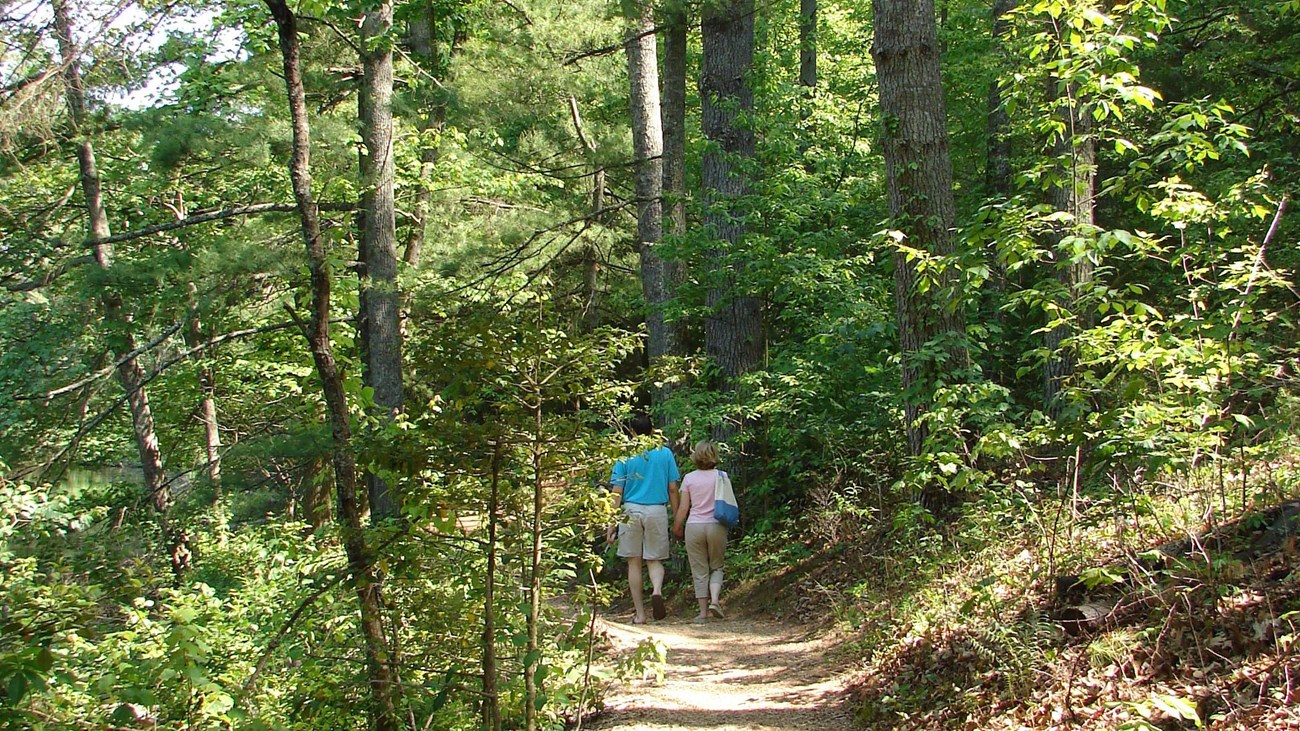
[651,593,666,621]
[708,602,725,619]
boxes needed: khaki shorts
[617,503,670,560]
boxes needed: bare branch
[3,202,354,291]
[4,254,94,291]
[23,319,306,403]
[92,201,355,248]
[563,24,664,67]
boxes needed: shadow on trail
[593,705,850,729]
[591,617,854,730]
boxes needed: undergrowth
[750,447,1300,730]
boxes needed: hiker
[672,440,728,623]
[607,414,680,624]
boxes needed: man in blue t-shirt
[606,414,680,623]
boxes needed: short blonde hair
[690,440,719,470]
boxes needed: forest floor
[585,613,857,730]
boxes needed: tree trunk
[360,0,405,521]
[982,0,1017,385]
[701,0,762,442]
[53,0,191,578]
[524,389,545,731]
[403,5,435,269]
[800,0,817,89]
[302,456,334,530]
[185,283,222,500]
[568,96,606,331]
[871,0,967,458]
[985,0,1016,199]
[1043,77,1096,412]
[481,440,502,731]
[658,0,690,418]
[626,0,679,411]
[404,2,462,268]
[662,2,689,245]
[264,3,404,728]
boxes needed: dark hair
[630,414,653,436]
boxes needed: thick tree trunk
[701,0,762,442]
[658,0,690,412]
[626,0,679,411]
[360,1,405,521]
[53,0,191,578]
[264,3,404,728]
[662,2,689,245]
[871,0,967,458]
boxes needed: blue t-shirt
[610,446,680,505]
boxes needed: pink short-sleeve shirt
[680,468,718,524]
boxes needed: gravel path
[586,614,856,730]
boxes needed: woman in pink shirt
[672,441,728,622]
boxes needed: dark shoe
[651,593,666,620]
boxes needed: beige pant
[684,522,727,599]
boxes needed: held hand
[672,524,684,540]
[605,526,616,545]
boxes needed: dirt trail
[586,614,856,731]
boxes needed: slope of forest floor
[591,490,1300,730]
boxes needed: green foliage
[4,0,1300,728]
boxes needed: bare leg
[710,577,722,605]
[647,559,665,597]
[628,557,646,623]
[696,597,709,620]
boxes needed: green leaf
[1149,693,1200,724]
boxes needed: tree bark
[1043,77,1096,412]
[984,0,1016,199]
[524,361,545,731]
[359,0,405,520]
[871,0,967,457]
[568,96,606,331]
[302,456,334,531]
[481,439,502,731]
[185,284,222,500]
[658,0,690,414]
[264,3,404,728]
[701,0,762,441]
[982,0,1017,377]
[404,1,463,268]
[53,0,191,578]
[626,0,679,411]
[661,1,689,245]
[800,0,817,89]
